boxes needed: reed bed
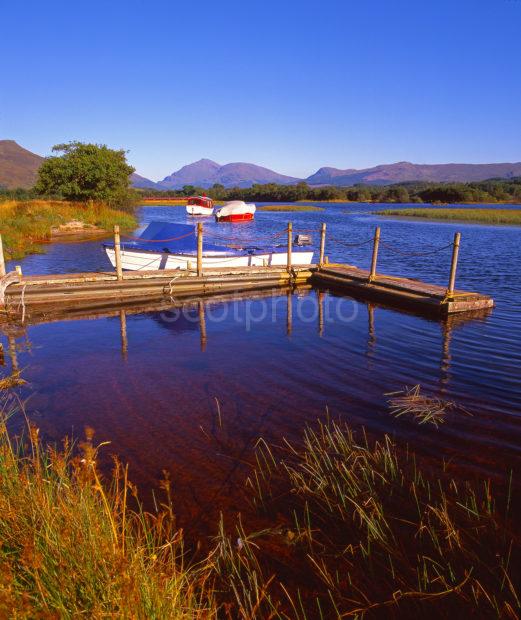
[257,205,325,212]
[244,419,519,618]
[0,396,517,618]
[385,384,466,426]
[0,200,136,260]
[378,207,521,225]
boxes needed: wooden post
[369,226,380,282]
[287,222,293,272]
[119,309,128,359]
[114,225,123,281]
[0,234,6,277]
[447,232,461,297]
[319,223,326,268]
[197,222,203,277]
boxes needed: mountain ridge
[1,140,520,190]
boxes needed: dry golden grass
[378,207,521,225]
[0,397,517,618]
[0,200,136,260]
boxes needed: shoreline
[377,207,521,226]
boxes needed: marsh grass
[0,395,518,618]
[378,207,521,225]
[385,384,467,426]
[244,419,520,618]
[257,205,325,212]
[0,200,136,260]
[0,403,216,618]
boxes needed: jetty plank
[0,262,493,321]
[313,265,493,315]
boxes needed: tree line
[2,142,521,207]
[139,178,521,204]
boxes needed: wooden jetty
[0,224,494,322]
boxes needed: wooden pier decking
[312,265,494,316]
[0,224,494,323]
[0,262,493,322]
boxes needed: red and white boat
[186,196,214,216]
[215,200,256,222]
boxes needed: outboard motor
[294,234,312,246]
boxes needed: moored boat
[186,196,214,216]
[104,222,313,271]
[215,200,256,222]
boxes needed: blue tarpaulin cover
[106,222,237,255]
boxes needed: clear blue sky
[1,0,520,180]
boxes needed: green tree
[35,142,135,207]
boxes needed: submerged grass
[385,384,467,427]
[0,200,137,260]
[0,395,518,618]
[244,419,520,617]
[378,207,521,225]
[257,205,325,212]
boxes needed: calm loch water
[2,203,520,526]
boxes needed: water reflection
[0,288,494,388]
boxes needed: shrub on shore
[0,199,136,260]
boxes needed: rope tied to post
[328,236,375,248]
[379,240,455,257]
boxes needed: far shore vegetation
[0,398,518,618]
[137,176,521,205]
[378,207,521,225]
[257,204,324,211]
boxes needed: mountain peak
[159,159,299,189]
[0,139,44,188]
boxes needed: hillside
[159,159,300,189]
[2,140,521,190]
[305,161,521,186]
[0,140,44,188]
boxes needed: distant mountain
[160,159,221,189]
[0,140,44,188]
[2,141,520,191]
[130,173,163,190]
[305,161,521,186]
[159,159,300,189]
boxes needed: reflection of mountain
[150,306,201,333]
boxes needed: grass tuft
[0,200,136,260]
[378,207,521,225]
[258,205,325,212]
[385,384,468,426]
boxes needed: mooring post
[369,226,381,282]
[119,309,128,359]
[319,223,326,268]
[197,222,203,277]
[0,234,6,277]
[447,232,461,297]
[287,222,293,273]
[114,225,123,281]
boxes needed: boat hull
[105,247,313,271]
[186,206,214,216]
[215,212,254,222]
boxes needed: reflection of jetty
[0,224,493,321]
